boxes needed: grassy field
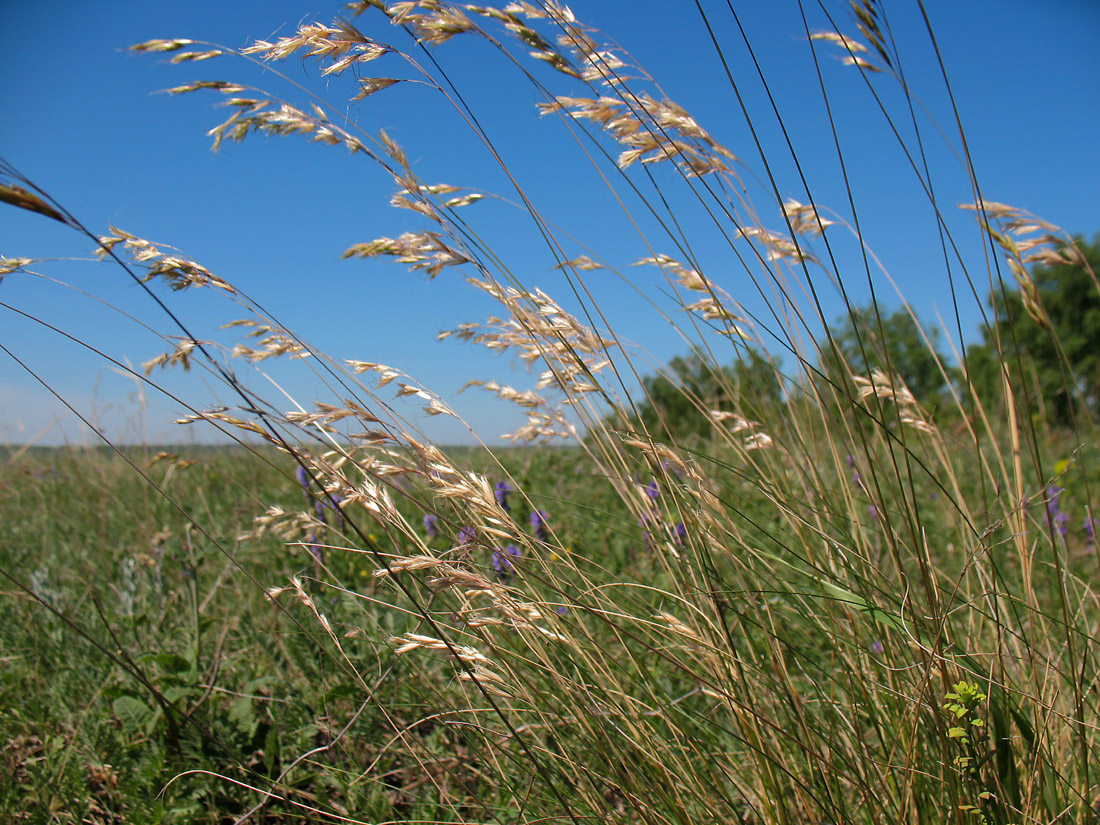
[0,443,653,821]
[3,1,1100,823]
[2,432,1097,822]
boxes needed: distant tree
[966,234,1100,426]
[626,346,783,443]
[817,303,959,415]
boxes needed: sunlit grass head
[1,1,1099,823]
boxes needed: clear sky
[2,0,1098,446]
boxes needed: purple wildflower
[645,479,660,500]
[870,640,884,655]
[639,512,654,549]
[674,522,687,545]
[492,544,522,583]
[307,495,327,565]
[424,513,439,538]
[295,464,310,493]
[1084,515,1095,546]
[530,509,550,542]
[1046,485,1069,537]
[458,525,477,545]
[327,493,345,528]
[868,504,878,520]
[494,481,513,512]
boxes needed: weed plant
[2,1,1098,823]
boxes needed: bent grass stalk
[2,2,1098,824]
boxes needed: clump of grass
[2,2,1098,823]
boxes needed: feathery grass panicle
[2,1,1098,822]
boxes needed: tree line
[626,234,1100,441]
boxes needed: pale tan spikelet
[342,479,400,524]
[97,227,235,292]
[342,230,472,277]
[455,665,511,696]
[853,369,917,407]
[131,39,194,53]
[809,31,868,53]
[394,4,478,46]
[545,91,736,176]
[841,55,882,72]
[462,380,547,410]
[203,101,353,152]
[345,360,405,388]
[240,506,320,542]
[782,198,836,237]
[1025,245,1084,268]
[655,611,703,644]
[168,81,247,95]
[735,225,816,265]
[142,337,204,374]
[371,555,447,578]
[634,254,714,292]
[960,201,1065,329]
[389,633,490,667]
[426,564,497,593]
[899,412,937,434]
[265,577,317,609]
[503,412,577,443]
[0,257,32,276]
[351,77,402,101]
[243,19,390,70]
[618,437,692,479]
[708,411,759,433]
[743,432,774,451]
[959,200,1023,219]
[223,320,310,362]
[169,50,224,63]
[554,255,604,271]
[444,192,485,208]
[285,400,382,428]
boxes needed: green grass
[3,1,1100,823]
[2,432,1096,822]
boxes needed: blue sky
[2,0,1098,446]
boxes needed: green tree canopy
[625,346,783,443]
[817,303,959,415]
[966,233,1100,426]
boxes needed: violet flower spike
[305,531,323,565]
[638,512,653,549]
[530,509,549,542]
[327,494,345,528]
[494,481,513,512]
[1045,485,1069,537]
[492,544,522,583]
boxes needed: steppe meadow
[2,1,1099,822]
